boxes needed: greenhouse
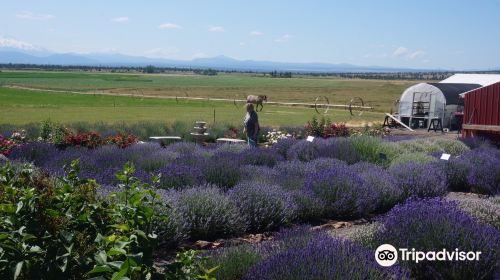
[397,82,481,129]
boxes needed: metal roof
[440,74,500,87]
[428,83,482,105]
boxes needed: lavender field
[2,135,499,279]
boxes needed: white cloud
[0,36,38,50]
[408,50,425,59]
[144,47,180,58]
[158,23,182,29]
[250,30,263,36]
[392,46,427,60]
[239,42,246,46]
[274,34,292,43]
[111,17,129,23]
[192,52,208,59]
[208,26,225,32]
[16,11,54,20]
[392,47,409,57]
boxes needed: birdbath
[191,121,209,144]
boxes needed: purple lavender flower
[239,148,283,167]
[351,162,403,212]
[272,160,315,190]
[157,163,203,189]
[286,140,320,162]
[202,152,242,189]
[315,138,361,164]
[239,165,278,185]
[290,189,325,222]
[163,186,245,241]
[304,165,377,218]
[372,198,500,279]
[245,234,408,280]
[228,182,297,232]
[389,162,447,199]
[459,148,500,195]
[271,138,298,159]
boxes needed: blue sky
[1,0,499,69]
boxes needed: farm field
[0,70,402,127]
[0,86,384,126]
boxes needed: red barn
[462,81,500,140]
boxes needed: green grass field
[0,70,414,126]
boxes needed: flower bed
[3,135,499,279]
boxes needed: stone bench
[149,136,182,144]
[216,138,246,144]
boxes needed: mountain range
[0,48,497,73]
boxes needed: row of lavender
[4,136,500,279]
[206,198,499,280]
[7,137,499,241]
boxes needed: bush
[315,138,360,164]
[306,157,347,172]
[290,190,325,222]
[270,138,297,159]
[349,135,383,163]
[389,162,447,199]
[351,162,403,212]
[204,226,317,280]
[273,160,315,190]
[229,182,297,232]
[304,166,376,218]
[8,142,59,166]
[286,140,319,162]
[202,152,242,189]
[459,136,491,149]
[433,138,470,155]
[389,152,437,167]
[371,198,500,279]
[166,187,245,240]
[0,161,170,279]
[244,234,408,280]
[438,159,470,192]
[239,148,282,167]
[395,139,441,154]
[239,165,277,185]
[461,148,500,195]
[450,195,500,230]
[158,163,204,189]
[206,244,265,280]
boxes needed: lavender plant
[270,138,298,159]
[389,162,447,199]
[157,163,204,189]
[460,148,500,195]
[304,165,377,218]
[229,182,297,232]
[164,186,245,241]
[202,152,242,189]
[351,162,403,212]
[286,140,320,162]
[244,234,408,280]
[371,198,500,280]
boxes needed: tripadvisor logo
[374,244,482,267]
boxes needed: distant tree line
[0,63,498,80]
[305,71,500,80]
[268,71,292,78]
[193,68,218,76]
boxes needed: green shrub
[389,152,437,167]
[349,136,383,163]
[433,138,470,156]
[206,244,264,280]
[0,160,208,279]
